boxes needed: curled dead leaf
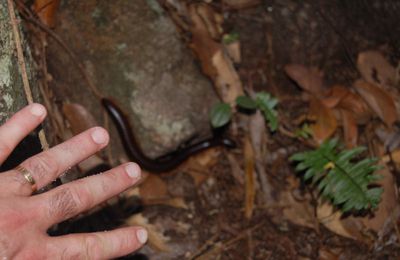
[336,90,371,124]
[284,64,327,97]
[339,109,358,148]
[222,0,262,9]
[321,85,349,108]
[353,80,398,127]
[139,174,169,200]
[126,214,170,252]
[62,103,98,135]
[188,4,244,104]
[33,0,60,27]
[309,98,338,144]
[357,51,396,87]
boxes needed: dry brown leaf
[224,41,241,64]
[318,247,339,260]
[353,80,398,127]
[357,51,396,87]
[143,197,188,209]
[381,149,400,164]
[62,103,98,135]
[222,0,262,9]
[187,171,209,187]
[339,109,358,148]
[126,214,170,252]
[281,175,315,229]
[33,0,60,28]
[188,4,220,79]
[317,202,363,240]
[321,85,349,108]
[195,4,223,39]
[244,137,256,219]
[309,98,338,144]
[284,64,326,97]
[188,4,244,104]
[336,90,371,124]
[361,166,397,232]
[139,174,169,200]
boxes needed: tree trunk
[0,1,42,170]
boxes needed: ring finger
[34,163,141,228]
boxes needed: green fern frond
[290,139,383,212]
[255,92,279,131]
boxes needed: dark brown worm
[101,98,236,173]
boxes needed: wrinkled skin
[0,103,147,259]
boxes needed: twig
[7,0,49,150]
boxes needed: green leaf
[255,92,279,131]
[236,96,258,110]
[210,102,232,128]
[223,32,240,44]
[291,139,382,212]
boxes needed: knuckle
[0,142,12,157]
[83,234,103,259]
[48,188,79,220]
[26,152,58,180]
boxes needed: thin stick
[7,0,33,103]
[7,0,49,150]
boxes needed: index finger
[0,103,47,164]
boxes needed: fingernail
[30,104,45,117]
[91,128,108,144]
[126,163,140,179]
[136,229,148,244]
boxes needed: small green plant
[294,123,313,139]
[290,139,383,212]
[210,91,279,131]
[210,103,232,128]
[223,32,240,44]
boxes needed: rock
[48,0,218,158]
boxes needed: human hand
[0,103,147,259]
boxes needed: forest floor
[19,0,400,259]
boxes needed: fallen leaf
[143,197,188,209]
[309,98,338,144]
[361,166,397,232]
[353,80,398,127]
[188,4,244,104]
[224,40,241,64]
[126,214,170,252]
[339,109,358,148]
[318,247,339,260]
[195,4,223,39]
[62,103,98,135]
[381,149,400,164]
[317,202,363,240]
[321,85,349,108]
[222,0,262,9]
[336,90,371,124]
[282,175,315,229]
[33,0,60,27]
[244,137,256,219]
[357,51,396,87]
[139,174,169,200]
[284,64,327,97]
